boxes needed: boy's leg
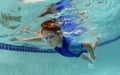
[83,37,100,60]
[83,42,96,60]
[92,37,100,49]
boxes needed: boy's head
[41,19,63,47]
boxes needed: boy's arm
[25,30,41,35]
[22,0,45,4]
[16,36,42,41]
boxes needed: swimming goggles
[44,33,56,41]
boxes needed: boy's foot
[91,55,96,60]
[96,36,100,41]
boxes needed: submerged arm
[25,30,41,35]
[16,36,43,41]
[22,0,45,3]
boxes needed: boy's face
[42,30,62,47]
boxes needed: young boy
[16,19,99,64]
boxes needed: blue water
[0,0,120,75]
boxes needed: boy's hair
[42,18,57,24]
[41,19,61,32]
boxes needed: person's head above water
[41,19,63,47]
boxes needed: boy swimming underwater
[16,19,99,64]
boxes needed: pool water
[0,0,120,75]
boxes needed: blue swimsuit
[54,36,88,57]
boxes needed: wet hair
[43,18,57,23]
[41,19,61,33]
